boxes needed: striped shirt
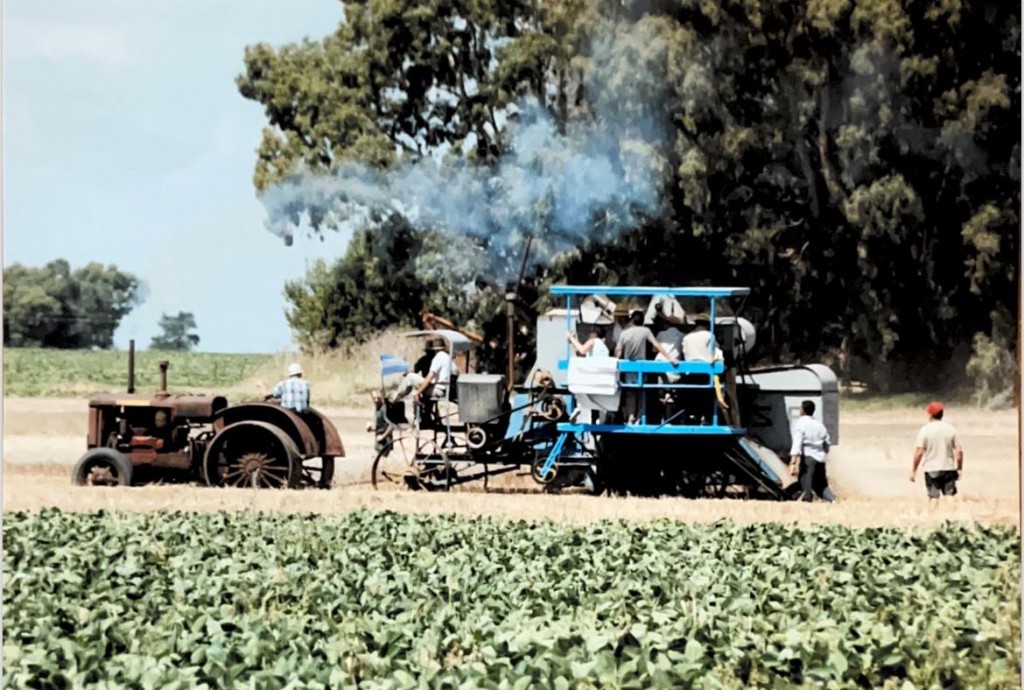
[790,414,830,462]
[272,377,311,413]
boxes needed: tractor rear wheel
[72,448,133,487]
[300,455,335,489]
[203,421,301,489]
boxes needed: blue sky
[3,0,351,353]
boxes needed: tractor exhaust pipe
[505,289,516,389]
[158,360,169,396]
[127,339,136,394]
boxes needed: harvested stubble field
[2,397,1020,528]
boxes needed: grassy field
[2,348,272,399]
[2,342,986,410]
[2,333,426,405]
[4,508,1019,689]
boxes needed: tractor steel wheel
[72,448,133,487]
[203,421,301,489]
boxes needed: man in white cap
[266,362,311,414]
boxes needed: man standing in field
[789,400,835,502]
[910,401,964,506]
[266,362,311,414]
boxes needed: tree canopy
[239,0,1020,392]
[150,312,201,352]
[3,260,144,349]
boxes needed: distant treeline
[3,260,143,349]
[237,0,1019,395]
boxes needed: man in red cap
[910,401,964,505]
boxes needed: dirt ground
[2,397,1020,529]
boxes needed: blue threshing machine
[371,285,838,499]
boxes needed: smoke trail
[258,21,674,282]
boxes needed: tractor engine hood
[169,395,229,421]
[88,393,228,422]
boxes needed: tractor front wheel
[72,448,133,487]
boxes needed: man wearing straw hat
[414,336,457,403]
[681,313,724,363]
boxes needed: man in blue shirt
[789,399,835,502]
[267,362,311,414]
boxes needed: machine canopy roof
[399,329,473,354]
[548,285,750,298]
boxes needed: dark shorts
[925,470,959,498]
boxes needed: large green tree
[240,0,1019,392]
[3,260,144,349]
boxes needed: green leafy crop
[2,349,271,398]
[3,509,1020,689]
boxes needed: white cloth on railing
[567,356,621,413]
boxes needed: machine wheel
[583,465,604,496]
[203,421,301,489]
[72,448,133,487]
[372,435,434,490]
[537,397,566,422]
[301,455,335,489]
[466,426,488,450]
[530,454,557,484]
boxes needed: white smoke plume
[258,23,674,282]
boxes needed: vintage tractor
[72,342,343,489]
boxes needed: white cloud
[4,19,139,67]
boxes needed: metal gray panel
[535,310,570,386]
[456,374,506,424]
[744,364,840,449]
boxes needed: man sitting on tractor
[266,362,311,414]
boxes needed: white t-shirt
[589,338,610,357]
[429,351,455,386]
[915,420,960,473]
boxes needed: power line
[2,315,135,325]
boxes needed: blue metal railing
[550,285,750,298]
[556,285,742,430]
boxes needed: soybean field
[3,508,1019,689]
[2,349,272,398]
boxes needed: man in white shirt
[414,336,456,402]
[789,399,835,502]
